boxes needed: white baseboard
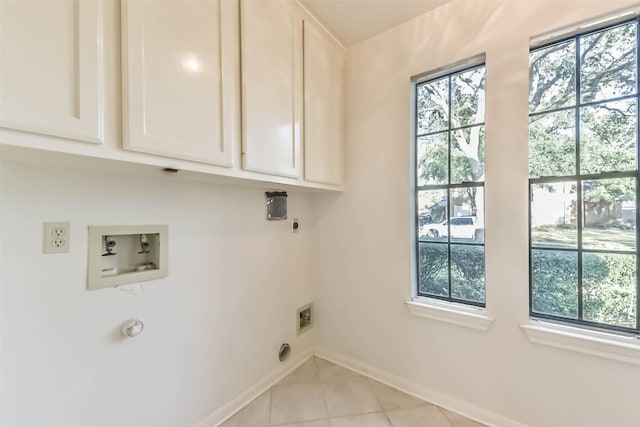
[192,348,314,427]
[313,347,527,427]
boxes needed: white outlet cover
[43,222,70,254]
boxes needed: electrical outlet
[43,222,70,254]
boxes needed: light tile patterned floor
[221,357,486,427]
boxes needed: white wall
[0,161,315,427]
[313,1,640,426]
[4,1,640,427]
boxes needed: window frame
[528,17,640,335]
[413,61,487,308]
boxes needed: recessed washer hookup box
[87,225,168,290]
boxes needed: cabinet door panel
[122,0,238,166]
[241,0,302,178]
[304,20,344,186]
[0,0,103,143]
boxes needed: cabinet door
[241,0,302,178]
[0,0,104,143]
[122,0,239,166]
[303,20,344,186]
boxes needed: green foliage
[527,23,639,330]
[581,99,636,175]
[532,250,637,328]
[451,245,485,303]
[583,178,634,205]
[535,224,560,232]
[529,40,576,112]
[416,67,487,304]
[417,67,485,186]
[416,78,448,135]
[451,126,485,183]
[451,68,485,127]
[418,22,640,328]
[528,110,575,177]
[418,244,485,304]
[532,250,578,318]
[418,135,447,184]
[580,23,637,103]
[419,132,485,185]
[583,253,636,328]
[529,22,637,114]
[418,244,448,297]
[529,22,638,180]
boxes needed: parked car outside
[422,216,482,240]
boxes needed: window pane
[580,23,637,103]
[418,190,447,242]
[528,23,640,333]
[417,133,448,186]
[418,242,449,297]
[583,252,637,328]
[451,67,485,127]
[531,182,578,248]
[529,40,576,113]
[449,187,484,243]
[532,249,579,318]
[451,245,485,303]
[582,178,636,251]
[417,78,449,135]
[451,125,485,184]
[529,110,576,178]
[580,98,637,174]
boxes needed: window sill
[521,321,640,365]
[405,298,494,331]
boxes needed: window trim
[530,6,640,48]
[406,298,494,331]
[528,18,640,335]
[413,62,487,308]
[411,53,485,84]
[521,321,640,365]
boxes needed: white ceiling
[299,0,452,46]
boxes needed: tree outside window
[529,20,639,333]
[415,64,486,306]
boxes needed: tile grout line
[268,388,273,427]
[314,356,333,426]
[268,356,480,427]
[362,376,396,427]
[270,357,331,427]
[317,353,481,425]
[383,410,395,427]
[438,406,456,427]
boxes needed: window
[414,63,486,307]
[529,19,640,333]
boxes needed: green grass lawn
[532,225,636,251]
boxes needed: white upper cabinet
[122,0,239,166]
[0,0,104,143]
[303,19,344,186]
[241,0,303,178]
[0,0,343,191]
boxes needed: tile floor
[221,357,486,427]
